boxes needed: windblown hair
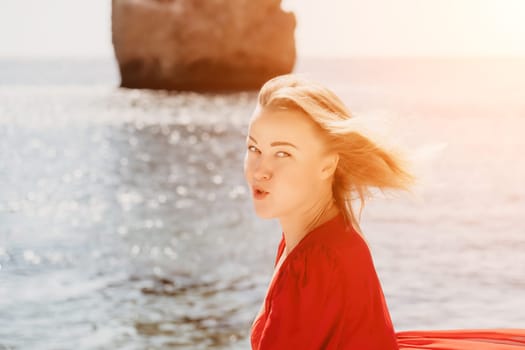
[257,74,415,233]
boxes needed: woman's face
[244,105,336,219]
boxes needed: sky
[0,0,524,58]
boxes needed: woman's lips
[252,187,269,200]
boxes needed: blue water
[1,57,524,349]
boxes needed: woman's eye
[247,145,259,153]
[276,151,290,158]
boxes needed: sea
[1,56,524,349]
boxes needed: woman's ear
[320,153,339,180]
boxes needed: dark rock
[112,0,296,91]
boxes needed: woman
[244,74,525,350]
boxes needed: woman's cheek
[289,165,315,192]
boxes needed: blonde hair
[257,74,415,233]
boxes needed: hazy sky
[1,0,524,58]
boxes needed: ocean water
[1,57,524,349]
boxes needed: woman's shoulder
[274,213,378,284]
[305,213,373,258]
[289,215,378,279]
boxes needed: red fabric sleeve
[257,244,345,350]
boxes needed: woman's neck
[279,195,340,257]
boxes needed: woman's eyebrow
[249,135,298,149]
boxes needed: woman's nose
[253,159,272,181]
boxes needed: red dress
[250,212,525,350]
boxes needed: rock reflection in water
[134,275,258,348]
